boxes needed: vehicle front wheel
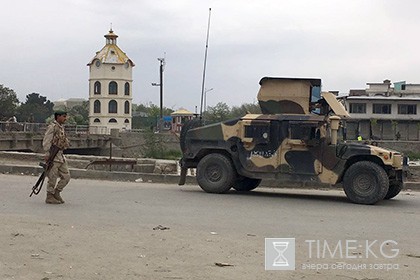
[384,181,403,200]
[196,153,235,193]
[343,161,389,205]
[233,177,261,192]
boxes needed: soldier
[42,110,71,204]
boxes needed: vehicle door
[279,121,323,175]
[237,120,283,173]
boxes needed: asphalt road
[1,174,419,280]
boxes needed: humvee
[179,77,406,205]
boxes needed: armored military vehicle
[179,77,406,205]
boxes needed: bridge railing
[0,122,103,136]
[89,126,108,135]
[64,124,89,135]
[0,122,48,134]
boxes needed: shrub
[141,131,181,160]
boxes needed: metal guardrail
[0,122,47,133]
[89,126,108,135]
[64,124,89,135]
[0,121,148,136]
[122,128,146,133]
[0,122,98,135]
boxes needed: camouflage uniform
[43,120,71,195]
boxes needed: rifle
[29,145,60,197]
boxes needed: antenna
[199,8,212,120]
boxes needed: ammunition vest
[52,123,70,150]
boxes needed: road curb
[0,164,197,185]
[1,163,419,190]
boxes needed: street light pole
[152,57,165,132]
[158,58,164,129]
[199,8,212,120]
[203,88,213,114]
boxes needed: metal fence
[88,126,109,135]
[65,124,89,135]
[0,122,47,133]
[0,122,96,135]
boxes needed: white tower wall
[87,29,135,134]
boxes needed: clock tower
[87,29,135,134]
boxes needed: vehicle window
[244,123,270,144]
[289,122,321,141]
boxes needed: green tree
[141,130,181,159]
[230,102,261,118]
[204,102,231,123]
[68,101,89,125]
[17,93,54,123]
[0,84,20,120]
[133,102,174,118]
[133,103,148,116]
[132,102,175,130]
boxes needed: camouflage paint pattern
[182,114,403,185]
[180,77,404,187]
[257,77,321,114]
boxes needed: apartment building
[342,80,420,140]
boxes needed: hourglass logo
[265,238,295,270]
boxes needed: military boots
[53,190,65,204]
[45,192,61,204]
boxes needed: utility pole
[152,56,165,132]
[199,8,212,120]
[204,87,213,115]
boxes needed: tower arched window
[109,81,118,95]
[124,101,130,114]
[124,82,130,95]
[94,100,101,113]
[109,118,117,123]
[124,119,130,123]
[109,100,117,113]
[94,81,101,94]
[94,118,101,123]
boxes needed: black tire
[343,161,389,205]
[384,181,403,200]
[196,153,235,193]
[233,177,261,192]
[180,119,202,153]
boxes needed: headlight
[392,154,403,168]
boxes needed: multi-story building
[87,29,135,134]
[342,80,420,140]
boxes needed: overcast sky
[1,0,419,113]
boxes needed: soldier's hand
[44,155,49,162]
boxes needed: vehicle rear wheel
[384,181,403,200]
[233,177,261,192]
[196,153,234,193]
[343,161,389,205]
